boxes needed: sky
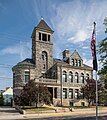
[0,0,107,90]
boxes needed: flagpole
[93,22,98,120]
[95,70,98,120]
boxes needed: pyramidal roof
[36,19,54,33]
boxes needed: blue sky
[0,0,107,89]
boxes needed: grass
[21,106,55,112]
[62,106,95,109]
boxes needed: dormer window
[72,59,74,66]
[75,59,78,66]
[78,60,81,67]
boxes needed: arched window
[75,72,79,83]
[42,51,47,60]
[42,51,48,70]
[86,74,89,80]
[75,59,78,66]
[62,71,67,82]
[81,73,84,83]
[69,71,73,83]
[72,59,74,66]
[78,60,81,67]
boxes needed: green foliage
[98,18,107,89]
[0,93,4,106]
[80,79,104,106]
[14,80,51,107]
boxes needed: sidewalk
[23,107,107,119]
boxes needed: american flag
[91,23,96,56]
[91,22,97,71]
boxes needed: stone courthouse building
[12,19,93,106]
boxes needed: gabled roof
[3,87,13,95]
[71,50,82,60]
[36,19,54,33]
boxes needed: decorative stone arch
[75,72,79,83]
[62,70,67,82]
[69,71,73,83]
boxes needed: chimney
[62,49,70,59]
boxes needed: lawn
[22,106,55,112]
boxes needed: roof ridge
[36,19,54,32]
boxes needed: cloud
[1,41,31,60]
[51,0,107,44]
[82,46,89,49]
[53,43,62,59]
[83,58,92,67]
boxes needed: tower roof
[36,19,54,33]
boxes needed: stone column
[53,87,54,98]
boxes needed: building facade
[3,87,13,105]
[12,19,93,106]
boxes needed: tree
[98,17,107,89]
[0,93,4,106]
[97,17,107,105]
[80,79,104,106]
[15,80,51,107]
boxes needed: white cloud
[83,58,92,67]
[1,41,31,60]
[82,46,89,49]
[51,0,107,44]
[68,30,88,43]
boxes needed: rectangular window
[25,71,30,82]
[48,35,50,41]
[42,33,47,41]
[75,89,79,99]
[69,89,73,99]
[39,32,41,40]
[63,88,67,99]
